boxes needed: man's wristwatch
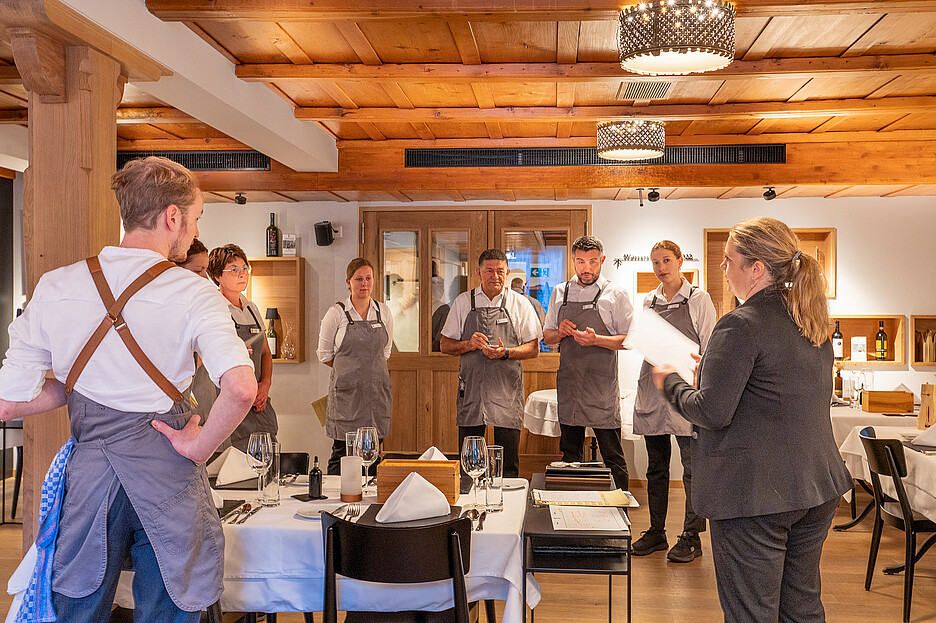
[501,347,510,360]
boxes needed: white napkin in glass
[375,472,450,523]
[418,446,447,461]
[210,447,256,486]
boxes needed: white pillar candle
[340,455,363,502]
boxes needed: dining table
[523,388,639,441]
[112,475,541,622]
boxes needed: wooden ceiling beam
[295,96,936,123]
[117,137,251,150]
[235,54,936,83]
[0,110,29,124]
[146,0,936,22]
[116,107,199,123]
[0,66,22,85]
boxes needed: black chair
[280,451,310,476]
[859,426,936,623]
[321,511,473,623]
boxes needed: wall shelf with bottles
[910,315,936,367]
[246,257,305,363]
[832,315,904,367]
[704,228,837,319]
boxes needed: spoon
[475,510,487,531]
[225,503,250,524]
[462,508,480,526]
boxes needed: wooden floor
[0,484,933,622]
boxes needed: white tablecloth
[112,476,540,621]
[830,405,918,447]
[523,389,638,440]
[838,425,936,523]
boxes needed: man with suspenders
[543,235,633,491]
[0,157,256,622]
[440,249,542,478]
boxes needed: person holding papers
[632,240,715,563]
[652,218,851,623]
[543,235,633,491]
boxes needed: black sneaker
[632,530,668,556]
[667,531,702,563]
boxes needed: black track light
[647,188,661,202]
[763,187,776,201]
[234,193,247,205]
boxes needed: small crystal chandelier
[619,0,736,76]
[597,120,665,161]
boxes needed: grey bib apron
[556,283,621,429]
[228,304,278,452]
[325,301,392,439]
[633,288,701,436]
[456,290,524,429]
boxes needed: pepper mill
[309,455,323,499]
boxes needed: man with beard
[543,235,633,490]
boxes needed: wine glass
[461,436,488,511]
[354,427,379,495]
[246,432,273,502]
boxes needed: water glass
[355,427,380,495]
[261,441,281,507]
[485,445,504,512]
[246,432,272,503]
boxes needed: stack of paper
[532,489,639,507]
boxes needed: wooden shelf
[832,315,905,367]
[246,257,306,363]
[911,315,936,367]
[704,227,837,319]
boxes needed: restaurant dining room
[1,0,936,621]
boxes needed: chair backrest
[322,512,472,623]
[858,426,914,524]
[280,452,310,475]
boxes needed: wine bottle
[875,321,888,361]
[267,317,278,359]
[266,212,281,257]
[309,456,322,499]
[833,366,843,398]
[832,321,844,361]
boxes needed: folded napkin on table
[210,488,224,509]
[375,472,450,523]
[915,423,936,447]
[418,446,447,461]
[208,447,255,486]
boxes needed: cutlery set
[221,502,263,524]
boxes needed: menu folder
[532,489,639,508]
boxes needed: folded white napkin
[915,423,936,447]
[375,472,450,523]
[210,488,224,509]
[418,446,447,461]
[4,543,36,622]
[210,447,255,486]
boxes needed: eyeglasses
[223,266,251,276]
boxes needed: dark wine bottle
[309,456,323,498]
[832,320,843,361]
[875,321,888,361]
[267,317,278,359]
[266,212,281,257]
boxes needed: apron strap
[561,281,569,307]
[470,289,476,312]
[374,302,382,323]
[245,303,265,330]
[499,290,508,310]
[336,301,354,324]
[591,283,606,305]
[65,256,183,404]
[649,294,658,309]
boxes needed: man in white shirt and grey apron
[543,236,633,490]
[0,157,257,623]
[440,249,543,477]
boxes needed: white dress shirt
[317,297,394,363]
[0,246,252,412]
[441,287,543,345]
[544,275,634,336]
[642,277,717,353]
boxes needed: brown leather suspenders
[64,256,184,404]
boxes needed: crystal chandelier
[619,0,736,75]
[596,120,665,161]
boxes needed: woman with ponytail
[651,217,851,623]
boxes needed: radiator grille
[617,82,673,100]
[116,150,271,172]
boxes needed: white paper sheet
[624,307,699,385]
[549,506,630,531]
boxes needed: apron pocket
[150,476,215,556]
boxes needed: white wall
[200,194,936,480]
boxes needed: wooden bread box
[861,390,914,414]
[376,459,460,504]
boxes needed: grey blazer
[663,287,852,521]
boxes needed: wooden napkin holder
[919,384,935,429]
[861,390,914,414]
[376,459,460,504]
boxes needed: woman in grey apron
[317,258,393,474]
[632,240,716,562]
[207,244,278,452]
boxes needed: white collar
[654,277,692,303]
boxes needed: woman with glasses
[207,244,278,452]
[316,258,393,475]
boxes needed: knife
[220,503,248,524]
[235,505,262,524]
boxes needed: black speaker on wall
[314,221,335,246]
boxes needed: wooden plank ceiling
[6,1,936,201]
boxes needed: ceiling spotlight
[234,193,247,205]
[763,187,776,201]
[647,188,661,202]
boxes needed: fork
[344,502,361,521]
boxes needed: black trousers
[559,424,629,490]
[708,497,838,623]
[458,425,520,478]
[644,434,706,535]
[326,439,382,476]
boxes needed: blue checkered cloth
[16,437,76,623]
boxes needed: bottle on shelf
[875,321,888,361]
[266,212,281,257]
[832,320,844,361]
[309,456,323,499]
[833,364,843,398]
[267,316,278,359]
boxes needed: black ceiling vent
[405,145,785,168]
[116,150,271,172]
